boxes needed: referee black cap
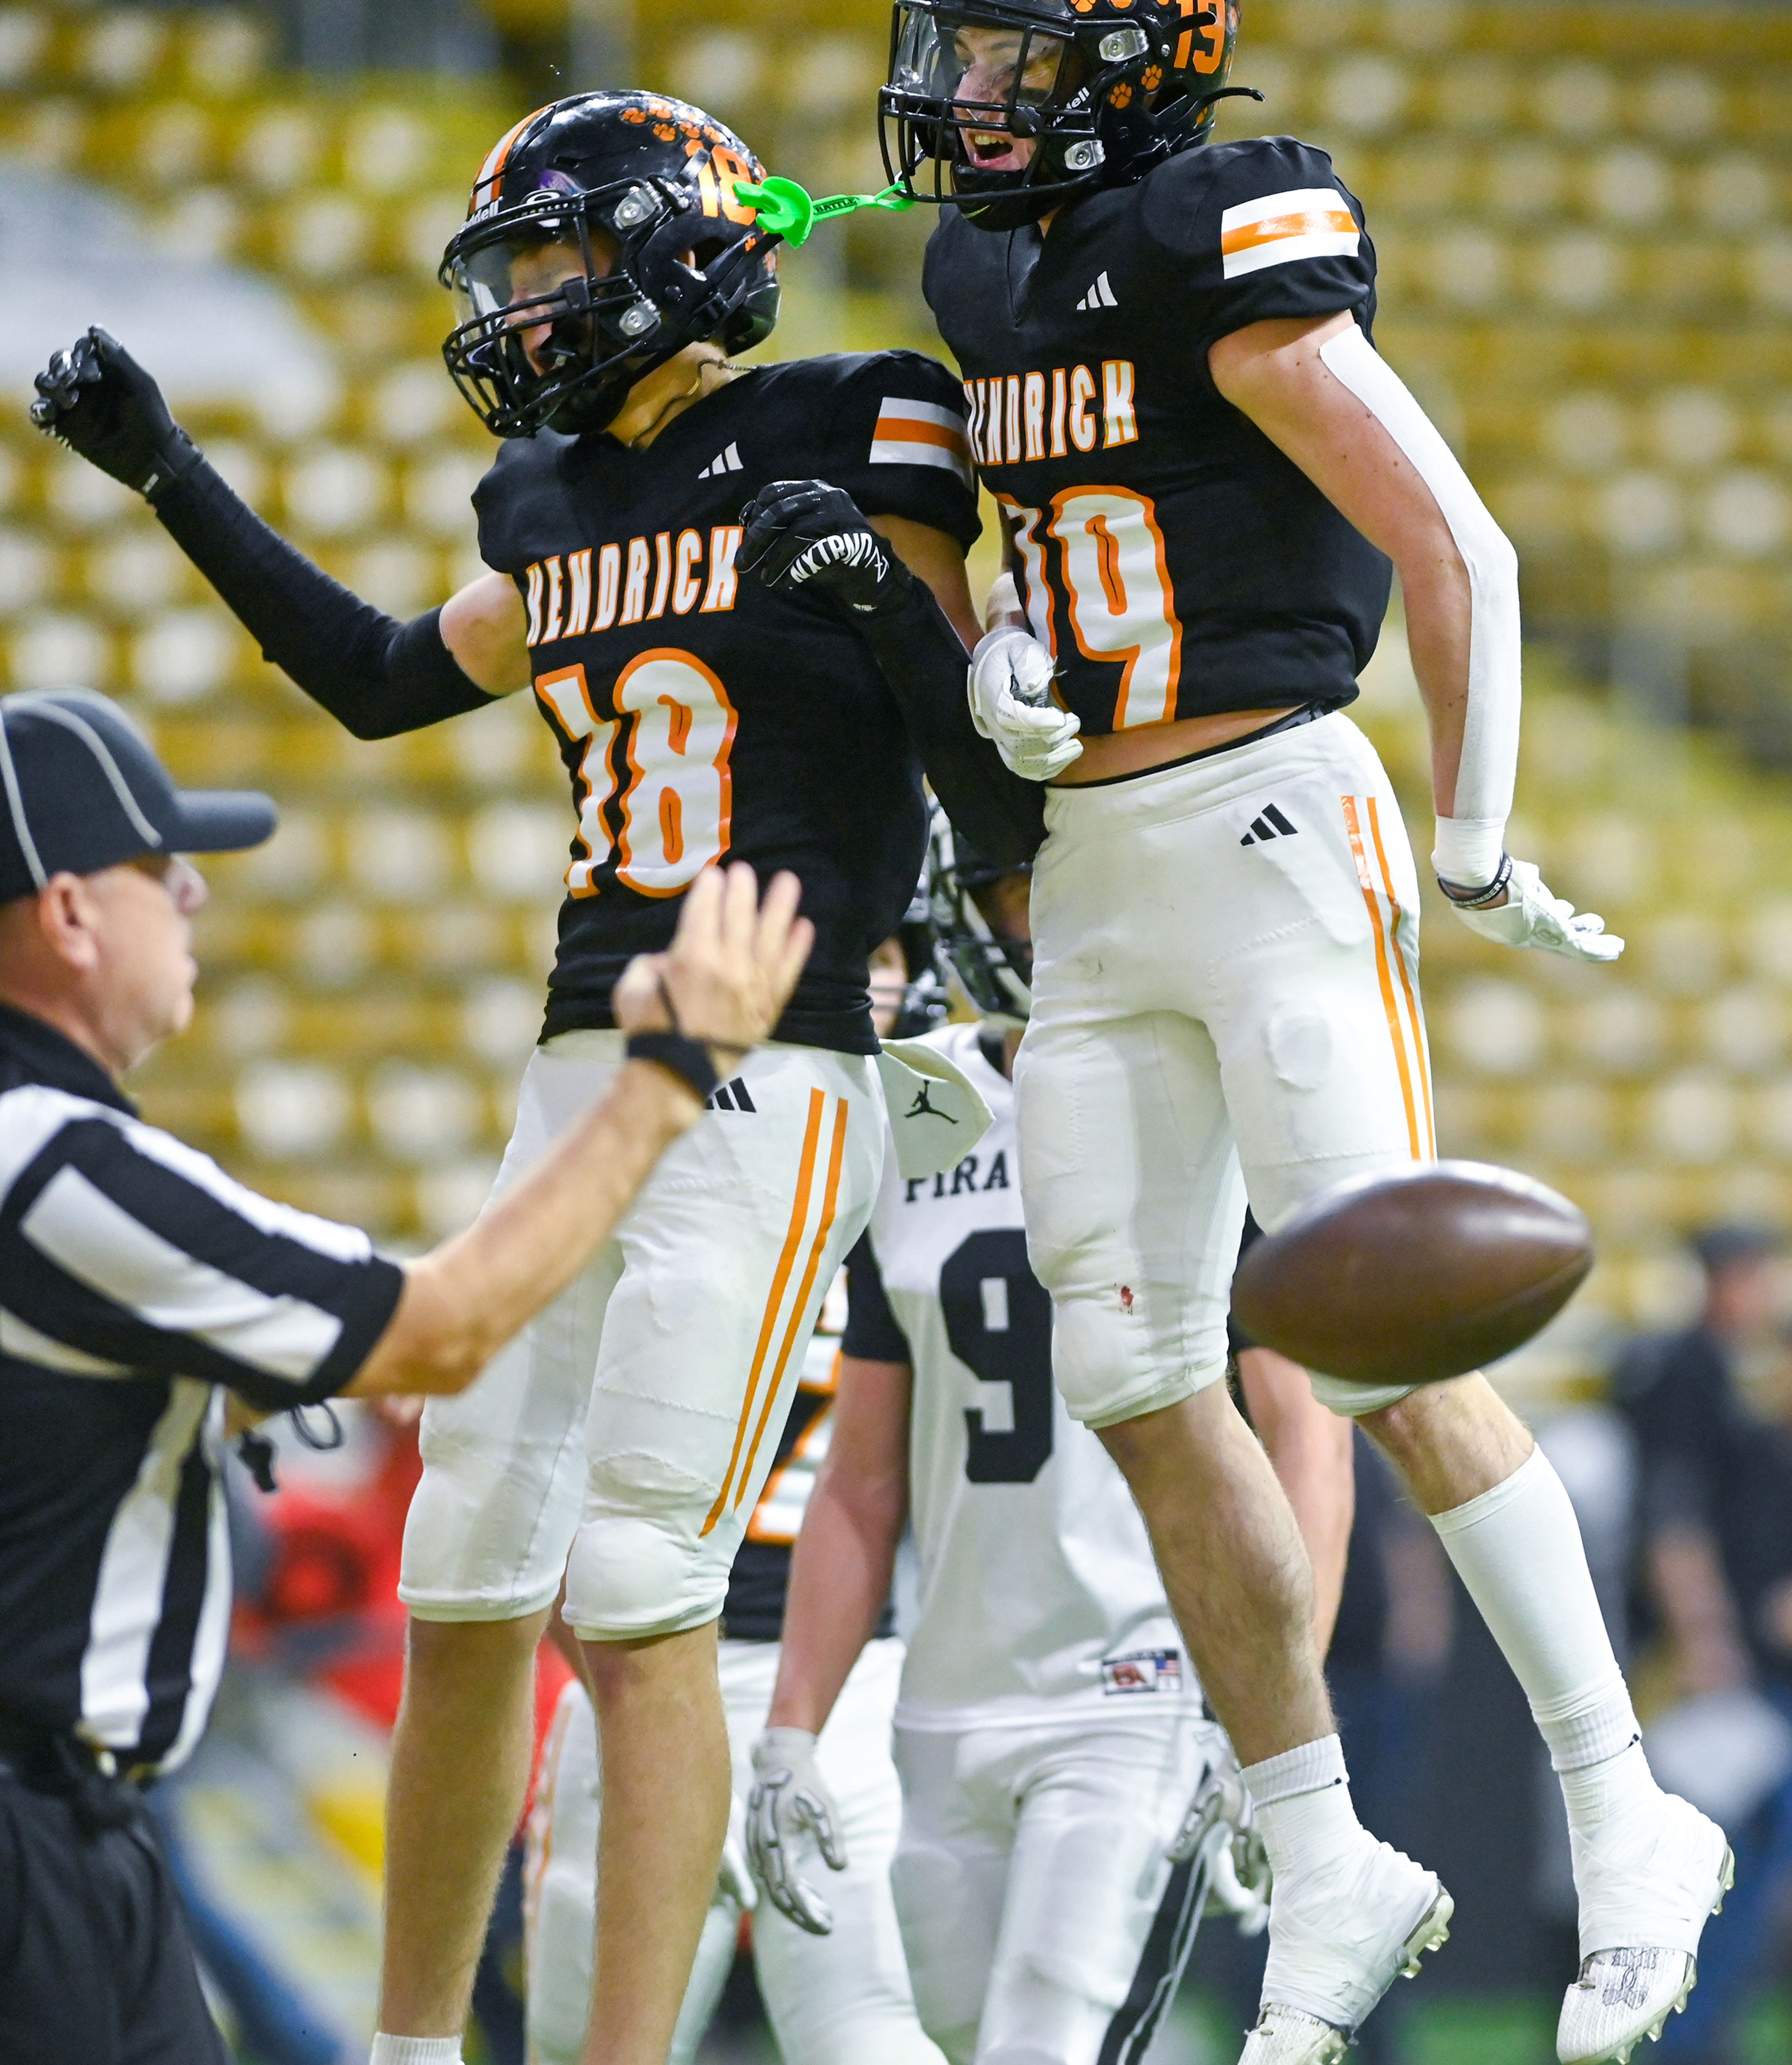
[0,688,275,902]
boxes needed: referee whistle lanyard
[733,176,916,246]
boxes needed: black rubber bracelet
[1437,852,1514,909]
[626,1031,720,1102]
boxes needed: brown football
[1231,1162,1594,1388]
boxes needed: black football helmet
[929,812,1032,1025]
[440,92,782,438]
[882,0,1242,231]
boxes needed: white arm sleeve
[1318,324,1520,888]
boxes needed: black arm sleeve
[858,579,1045,870]
[842,1231,912,1364]
[153,457,499,739]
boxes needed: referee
[0,687,812,2065]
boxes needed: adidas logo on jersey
[1239,804,1299,847]
[706,1077,757,1113]
[1075,271,1118,311]
[698,442,744,478]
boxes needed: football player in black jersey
[32,90,1032,2065]
[780,8,1728,2062]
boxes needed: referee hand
[613,863,812,1072]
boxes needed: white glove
[746,1728,846,1935]
[1168,1730,1271,1937]
[968,627,1081,782]
[1449,858,1624,962]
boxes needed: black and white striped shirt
[0,1004,402,1774]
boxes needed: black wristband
[626,1031,721,1102]
[1437,851,1515,908]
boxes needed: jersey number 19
[1001,490,1183,731]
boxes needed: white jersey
[847,1022,1193,1728]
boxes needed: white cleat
[1556,1790,1734,2065]
[1238,1833,1453,2064]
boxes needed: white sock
[1245,1735,1360,1879]
[370,2038,463,2065]
[1430,1448,1656,1835]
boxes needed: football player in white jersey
[744,821,1354,2065]
[523,959,947,2065]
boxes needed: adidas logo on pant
[707,1077,756,1112]
[1239,804,1299,847]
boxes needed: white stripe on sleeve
[159,1399,233,1775]
[22,1166,345,1383]
[1220,186,1360,281]
[79,1378,210,1750]
[120,1117,376,1263]
[0,1083,98,1198]
[0,1305,134,1377]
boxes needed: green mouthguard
[732,176,916,246]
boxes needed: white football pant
[525,1637,942,2065]
[891,1708,1222,2065]
[1017,712,1434,1425]
[398,1032,883,1637]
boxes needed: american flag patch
[1101,1648,1183,1696]
[1220,187,1360,281]
[870,395,974,491]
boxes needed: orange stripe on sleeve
[873,417,972,455]
[1366,796,1436,1157]
[736,1095,850,1508]
[1342,795,1422,1161]
[701,1087,824,1538]
[1220,206,1357,257]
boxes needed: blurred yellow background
[2,3,1791,1358]
[7,7,1792,2061]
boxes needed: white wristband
[985,570,1020,629]
[1432,816,1506,889]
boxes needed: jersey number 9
[940,1229,1054,1486]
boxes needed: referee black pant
[0,1754,227,2065]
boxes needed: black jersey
[476,351,981,1056]
[924,136,1393,737]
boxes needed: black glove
[737,480,912,618]
[30,326,201,501]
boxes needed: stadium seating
[2,0,1790,1341]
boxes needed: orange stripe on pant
[701,1087,824,1538]
[1341,795,1422,1160]
[1365,795,1437,1156]
[735,1095,850,1508]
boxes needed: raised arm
[32,327,531,734]
[1210,312,1619,963]
[350,863,812,1398]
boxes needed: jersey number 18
[535,649,738,898]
